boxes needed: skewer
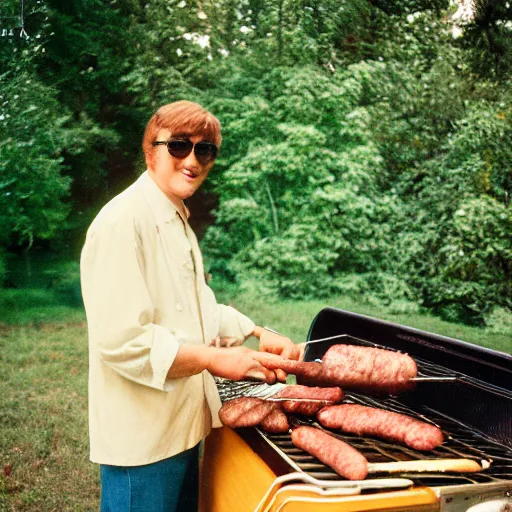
[247,365,458,384]
[261,328,459,383]
[263,327,349,346]
[409,376,457,382]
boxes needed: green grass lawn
[0,287,510,510]
[0,322,96,511]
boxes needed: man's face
[148,128,215,201]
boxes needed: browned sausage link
[291,426,368,480]
[261,360,325,380]
[218,397,274,428]
[281,400,327,416]
[261,347,417,394]
[276,385,344,402]
[322,345,418,394]
[276,384,343,415]
[317,404,444,451]
[259,405,290,433]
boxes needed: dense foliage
[1,0,511,326]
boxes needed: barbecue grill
[199,307,512,512]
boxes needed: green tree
[203,64,405,300]
[0,3,70,278]
[400,98,512,323]
[461,0,512,80]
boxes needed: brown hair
[142,100,222,166]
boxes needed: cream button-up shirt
[80,171,255,466]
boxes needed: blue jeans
[99,444,199,512]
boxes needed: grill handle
[368,458,490,474]
[254,472,414,512]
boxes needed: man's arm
[167,344,281,383]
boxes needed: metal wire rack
[215,378,512,486]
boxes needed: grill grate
[216,379,512,486]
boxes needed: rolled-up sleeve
[81,216,179,391]
[216,304,255,344]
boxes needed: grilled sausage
[281,400,327,416]
[276,385,344,416]
[259,406,290,433]
[262,360,325,381]
[218,397,274,428]
[321,345,417,394]
[276,385,344,402]
[263,345,417,394]
[317,404,444,451]
[291,426,368,480]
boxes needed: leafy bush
[398,99,512,323]
[203,64,406,299]
[2,0,511,331]
[202,15,512,324]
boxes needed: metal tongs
[241,381,331,402]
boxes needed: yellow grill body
[199,427,439,512]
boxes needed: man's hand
[296,342,306,361]
[253,327,300,381]
[206,346,282,384]
[258,330,299,359]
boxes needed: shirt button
[175,303,183,312]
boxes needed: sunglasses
[152,138,219,166]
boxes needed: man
[80,100,298,512]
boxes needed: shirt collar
[138,171,189,224]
